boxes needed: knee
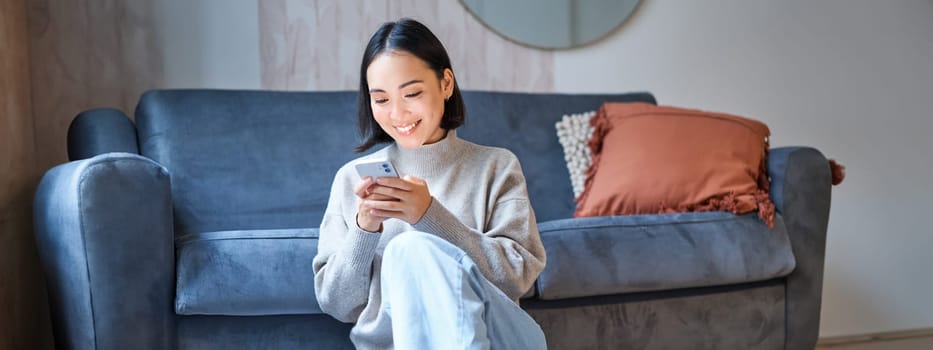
[382,231,465,272]
[383,231,436,263]
[381,231,440,282]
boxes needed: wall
[27,0,164,171]
[553,0,933,337]
[18,0,933,341]
[1,0,54,347]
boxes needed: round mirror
[460,0,642,49]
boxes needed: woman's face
[366,51,454,149]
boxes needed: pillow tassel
[754,190,776,228]
[829,159,846,185]
[757,144,776,228]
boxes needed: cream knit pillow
[555,111,597,199]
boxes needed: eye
[372,97,388,104]
[404,91,423,98]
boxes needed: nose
[390,100,407,121]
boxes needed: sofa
[33,89,832,349]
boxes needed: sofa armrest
[68,108,139,161]
[767,147,832,350]
[34,153,175,349]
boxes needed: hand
[361,175,433,225]
[354,177,394,232]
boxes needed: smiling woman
[461,0,642,49]
[312,18,549,349]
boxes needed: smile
[394,120,421,134]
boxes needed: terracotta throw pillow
[575,102,776,227]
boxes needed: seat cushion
[175,229,320,316]
[535,212,795,300]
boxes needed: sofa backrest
[135,89,655,235]
[457,91,655,221]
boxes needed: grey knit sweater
[312,131,546,349]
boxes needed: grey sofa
[34,89,832,349]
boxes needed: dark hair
[355,18,466,152]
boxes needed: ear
[442,68,455,98]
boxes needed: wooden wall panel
[259,0,553,92]
[1,0,35,202]
[27,0,162,171]
[1,0,54,347]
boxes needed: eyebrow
[369,79,424,93]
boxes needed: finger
[369,185,406,200]
[366,208,406,220]
[359,201,398,219]
[366,192,395,201]
[364,199,404,211]
[374,177,413,191]
[360,201,402,218]
[354,177,375,197]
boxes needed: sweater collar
[388,130,465,178]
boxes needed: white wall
[554,0,933,337]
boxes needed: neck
[388,130,464,178]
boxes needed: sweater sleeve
[312,172,382,323]
[412,155,546,301]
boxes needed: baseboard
[817,327,933,346]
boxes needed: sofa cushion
[535,212,795,300]
[175,229,321,316]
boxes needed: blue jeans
[380,231,547,350]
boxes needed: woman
[313,18,547,349]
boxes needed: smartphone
[354,158,400,180]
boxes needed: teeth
[396,121,419,133]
